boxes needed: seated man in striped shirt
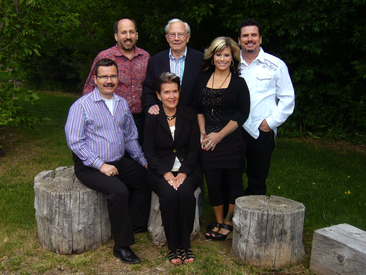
[65,58,150,265]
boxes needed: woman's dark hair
[155,72,181,94]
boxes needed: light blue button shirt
[169,47,187,85]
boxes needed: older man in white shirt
[238,18,295,195]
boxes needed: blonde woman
[194,37,250,240]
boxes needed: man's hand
[100,163,119,177]
[259,119,272,132]
[148,104,160,115]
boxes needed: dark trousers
[204,168,245,206]
[244,130,275,195]
[148,172,200,250]
[124,113,145,160]
[74,156,150,247]
[133,113,145,146]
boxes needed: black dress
[195,73,250,170]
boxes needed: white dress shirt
[239,48,295,139]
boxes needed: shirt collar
[92,87,120,102]
[169,47,187,60]
[113,44,141,58]
[240,47,264,66]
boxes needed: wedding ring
[110,172,113,176]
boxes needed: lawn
[0,91,365,274]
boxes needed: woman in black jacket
[144,72,201,265]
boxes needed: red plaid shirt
[83,45,150,114]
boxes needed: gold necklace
[164,108,177,120]
[212,71,231,89]
[210,71,231,115]
[166,113,176,120]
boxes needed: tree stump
[231,195,306,268]
[310,223,366,275]
[34,166,111,254]
[147,188,201,246]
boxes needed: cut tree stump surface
[147,188,201,247]
[34,166,111,254]
[310,223,366,275]
[232,195,306,268]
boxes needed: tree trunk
[34,166,111,254]
[232,195,306,268]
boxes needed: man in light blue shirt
[65,58,150,264]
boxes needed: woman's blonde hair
[202,36,241,74]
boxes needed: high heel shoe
[210,223,233,241]
[205,222,221,239]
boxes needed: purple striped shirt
[65,88,147,169]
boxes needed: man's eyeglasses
[167,32,188,39]
[96,75,118,81]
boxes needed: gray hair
[164,18,191,34]
[155,72,181,93]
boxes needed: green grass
[0,91,365,274]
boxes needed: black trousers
[133,112,145,146]
[148,172,200,250]
[204,168,245,206]
[124,113,146,160]
[244,130,275,195]
[74,156,150,247]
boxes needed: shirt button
[173,149,177,153]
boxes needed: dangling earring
[158,97,162,101]
[231,61,234,67]
[211,59,215,65]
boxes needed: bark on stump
[232,195,306,268]
[147,188,201,246]
[34,166,111,254]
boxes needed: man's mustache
[103,83,115,87]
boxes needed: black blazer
[142,47,204,112]
[143,105,202,179]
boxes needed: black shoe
[205,222,221,239]
[210,223,233,241]
[206,221,220,231]
[133,226,147,234]
[113,244,142,264]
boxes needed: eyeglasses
[96,75,118,81]
[167,32,188,39]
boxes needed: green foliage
[0,83,41,127]
[1,0,365,138]
[0,0,80,74]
